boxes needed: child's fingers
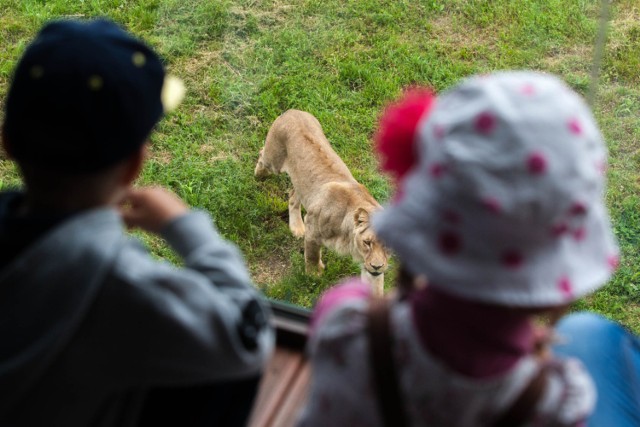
[118,189,153,229]
[119,188,149,208]
[117,186,188,233]
[118,203,145,230]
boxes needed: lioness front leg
[362,269,384,296]
[304,234,324,275]
[288,189,305,238]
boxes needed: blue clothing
[554,312,640,427]
[0,192,274,427]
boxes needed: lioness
[255,110,389,295]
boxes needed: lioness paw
[254,161,267,178]
[305,260,325,276]
[254,149,269,178]
[290,224,305,238]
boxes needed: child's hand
[533,326,560,361]
[119,187,189,233]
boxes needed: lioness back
[266,110,357,200]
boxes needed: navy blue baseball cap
[4,19,184,173]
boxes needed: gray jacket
[0,207,274,426]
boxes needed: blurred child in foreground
[0,19,273,427]
[298,71,619,427]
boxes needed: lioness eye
[364,240,371,246]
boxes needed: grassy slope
[0,0,639,329]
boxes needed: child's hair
[3,19,183,176]
[373,71,619,308]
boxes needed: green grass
[1,0,639,331]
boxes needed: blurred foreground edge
[247,300,311,427]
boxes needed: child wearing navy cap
[0,19,273,427]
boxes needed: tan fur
[255,110,389,295]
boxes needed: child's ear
[121,143,147,185]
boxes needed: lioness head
[353,208,389,277]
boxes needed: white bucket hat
[373,71,619,307]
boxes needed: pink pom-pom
[375,87,436,181]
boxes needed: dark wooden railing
[247,300,311,427]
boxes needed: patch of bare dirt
[198,143,239,163]
[229,2,292,30]
[429,14,498,51]
[148,149,173,165]
[251,251,291,287]
[543,45,592,69]
[182,50,223,76]
[607,5,640,51]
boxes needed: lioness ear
[354,208,369,227]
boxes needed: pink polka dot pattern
[558,276,573,298]
[502,250,524,269]
[481,197,502,214]
[570,202,587,216]
[551,222,569,237]
[474,111,496,134]
[527,152,547,175]
[438,231,462,256]
[371,72,618,307]
[607,254,620,271]
[520,83,536,95]
[572,227,587,241]
[429,163,447,178]
[568,118,583,135]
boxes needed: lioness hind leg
[304,235,325,275]
[255,128,288,179]
[254,149,271,179]
[288,189,305,238]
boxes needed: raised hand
[119,186,189,233]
